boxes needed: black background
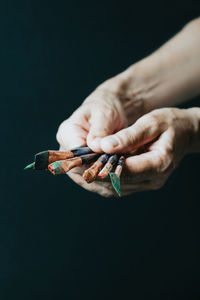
[1,0,200,299]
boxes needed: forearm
[144,18,200,108]
[99,18,200,121]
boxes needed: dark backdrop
[1,0,200,299]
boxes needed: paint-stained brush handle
[34,146,93,170]
[82,153,110,183]
[109,156,125,197]
[98,154,118,179]
[48,153,99,175]
[114,155,125,177]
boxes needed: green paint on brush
[50,161,64,175]
[24,162,35,170]
[103,167,112,179]
[109,172,121,197]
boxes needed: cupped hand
[99,107,197,196]
[56,85,130,197]
[57,104,197,197]
[56,87,127,153]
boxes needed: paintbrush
[109,156,125,197]
[98,154,118,179]
[48,153,99,175]
[82,153,110,183]
[24,146,93,170]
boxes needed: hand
[56,75,148,197]
[99,107,198,196]
[56,65,150,153]
[56,87,127,153]
[56,17,200,197]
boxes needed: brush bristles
[48,161,65,175]
[82,168,98,183]
[48,157,83,175]
[24,162,35,170]
[109,172,121,196]
[25,146,125,196]
[35,151,49,170]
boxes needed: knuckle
[117,129,132,146]
[56,121,67,144]
[148,114,159,129]
[56,131,61,144]
[140,113,159,126]
[157,147,173,174]
[101,102,118,118]
[104,107,115,119]
[155,151,171,173]
[92,103,114,120]
[134,114,160,140]
[165,144,174,157]
[156,155,165,172]
[56,119,73,146]
[56,128,63,145]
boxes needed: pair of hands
[56,19,200,197]
[56,86,196,197]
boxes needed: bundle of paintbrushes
[24,145,125,196]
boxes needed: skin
[57,18,200,197]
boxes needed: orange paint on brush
[98,154,118,179]
[48,153,99,175]
[83,154,109,183]
[114,156,125,177]
[48,146,93,164]
[34,146,93,170]
[48,157,82,175]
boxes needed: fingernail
[102,136,119,148]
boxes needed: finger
[125,129,174,175]
[148,128,174,171]
[125,151,160,175]
[100,113,163,154]
[56,120,87,150]
[87,102,126,152]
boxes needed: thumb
[87,105,126,152]
[100,114,162,154]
